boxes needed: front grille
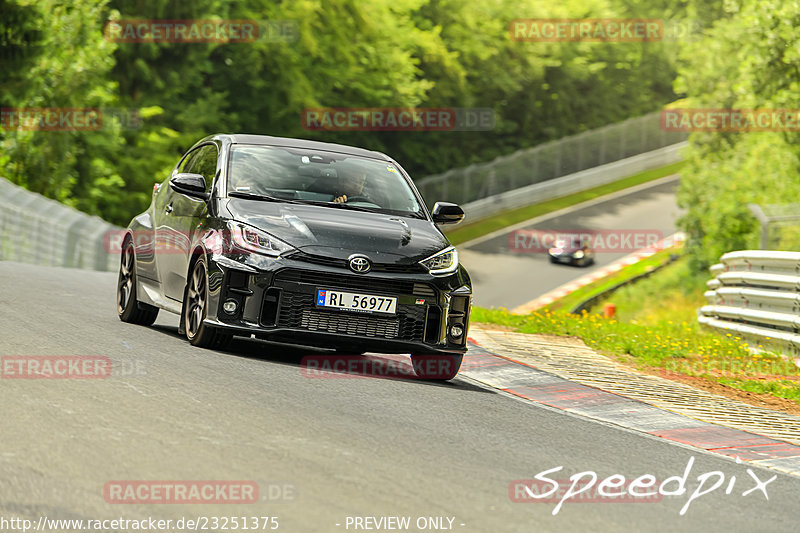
[276,292,426,341]
[412,284,435,298]
[290,253,342,268]
[275,268,434,297]
[373,263,426,273]
[291,252,425,274]
[300,310,400,338]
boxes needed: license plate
[316,289,397,315]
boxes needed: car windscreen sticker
[386,165,397,173]
[316,290,326,306]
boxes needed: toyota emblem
[348,256,371,273]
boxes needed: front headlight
[420,246,459,275]
[574,250,585,259]
[228,221,295,257]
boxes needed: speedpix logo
[510,457,776,516]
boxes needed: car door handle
[165,203,173,214]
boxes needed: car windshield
[227,144,424,217]
[554,237,569,248]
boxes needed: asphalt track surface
[2,261,800,532]
[460,175,682,309]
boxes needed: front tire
[410,353,463,380]
[117,240,159,326]
[184,257,232,349]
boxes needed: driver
[333,168,368,203]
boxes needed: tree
[674,0,800,270]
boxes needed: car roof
[207,134,392,161]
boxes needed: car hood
[223,198,450,263]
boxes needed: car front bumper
[202,251,472,354]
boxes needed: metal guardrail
[700,250,800,355]
[416,111,688,209]
[0,177,120,271]
[457,142,686,223]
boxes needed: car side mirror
[431,202,465,224]
[170,173,209,200]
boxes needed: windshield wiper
[298,199,427,218]
[291,199,377,212]
[230,192,422,217]
[228,191,302,203]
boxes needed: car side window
[185,144,219,192]
[178,148,200,175]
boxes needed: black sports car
[547,236,595,267]
[116,134,472,379]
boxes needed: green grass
[445,160,686,246]
[716,378,800,402]
[472,305,751,370]
[543,247,681,313]
[472,256,800,404]
[596,256,709,325]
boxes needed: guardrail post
[619,122,627,159]
[747,204,769,249]
[598,126,607,165]
[640,116,648,153]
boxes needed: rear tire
[117,240,159,326]
[410,353,463,380]
[184,257,232,350]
